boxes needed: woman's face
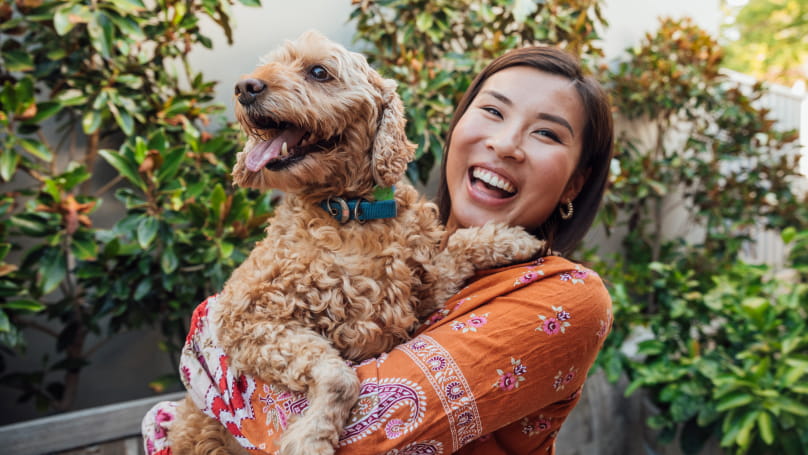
[445,66,586,232]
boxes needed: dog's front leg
[269,328,360,455]
[427,222,546,304]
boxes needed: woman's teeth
[472,167,516,194]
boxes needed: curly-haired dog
[169,31,544,455]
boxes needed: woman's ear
[562,168,589,203]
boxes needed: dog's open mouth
[243,115,338,172]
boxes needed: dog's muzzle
[235,78,266,106]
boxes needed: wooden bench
[0,392,185,455]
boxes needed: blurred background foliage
[1,0,807,453]
[719,0,808,87]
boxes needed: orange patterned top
[146,256,612,455]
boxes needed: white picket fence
[725,70,808,269]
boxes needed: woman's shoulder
[424,256,611,332]
[464,256,608,302]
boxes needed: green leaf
[0,149,20,182]
[209,183,226,221]
[111,107,134,136]
[134,279,151,301]
[156,147,185,182]
[19,138,53,162]
[237,0,261,6]
[28,102,62,124]
[39,249,67,295]
[105,13,145,41]
[99,149,145,191]
[88,12,115,58]
[56,89,87,107]
[82,110,103,134]
[773,396,808,416]
[756,411,774,445]
[160,247,178,274]
[2,299,45,313]
[53,4,91,36]
[136,216,159,249]
[2,50,34,72]
[11,213,51,237]
[415,12,433,32]
[781,226,797,244]
[71,236,98,261]
[716,392,755,412]
[219,241,234,259]
[108,0,147,14]
[735,410,758,449]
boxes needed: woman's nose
[485,126,525,161]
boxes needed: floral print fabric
[143,256,612,454]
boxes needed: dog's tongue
[245,127,307,172]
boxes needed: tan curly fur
[168,31,544,455]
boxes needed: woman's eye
[309,65,332,82]
[482,107,502,117]
[536,129,561,143]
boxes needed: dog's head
[231,30,414,200]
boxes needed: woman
[144,45,614,454]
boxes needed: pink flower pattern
[552,366,577,392]
[520,415,554,437]
[493,358,527,391]
[536,306,572,335]
[559,265,591,284]
[423,297,473,327]
[450,313,489,333]
[514,268,545,286]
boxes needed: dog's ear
[371,75,415,187]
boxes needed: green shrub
[596,17,808,454]
[0,0,268,411]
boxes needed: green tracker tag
[372,185,395,201]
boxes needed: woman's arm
[176,256,612,455]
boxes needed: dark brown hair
[435,46,614,256]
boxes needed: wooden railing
[0,392,184,455]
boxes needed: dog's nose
[235,78,266,105]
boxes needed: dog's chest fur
[222,184,444,362]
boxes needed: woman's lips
[469,166,517,199]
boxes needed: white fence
[725,70,808,269]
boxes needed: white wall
[600,0,722,60]
[188,1,356,117]
[190,0,723,117]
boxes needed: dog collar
[320,186,397,224]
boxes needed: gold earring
[559,200,574,220]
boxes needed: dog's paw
[448,222,546,270]
[278,417,337,455]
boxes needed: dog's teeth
[281,142,288,157]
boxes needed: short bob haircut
[435,46,614,256]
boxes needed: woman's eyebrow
[538,113,575,137]
[480,89,513,106]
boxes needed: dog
[168,31,544,455]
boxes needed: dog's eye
[308,65,332,82]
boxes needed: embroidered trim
[340,378,426,446]
[400,335,482,450]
